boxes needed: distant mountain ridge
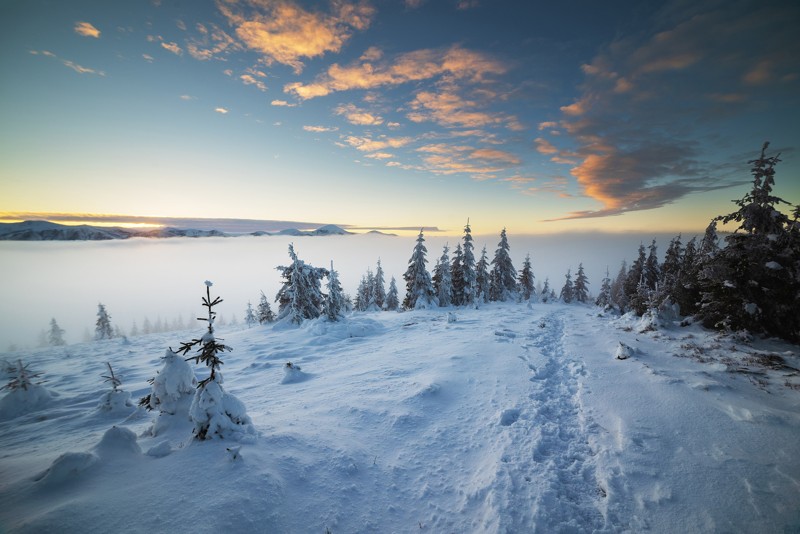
[0,220,357,241]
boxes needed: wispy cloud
[271,99,297,107]
[407,88,519,130]
[74,21,101,38]
[217,0,374,74]
[344,135,412,152]
[161,41,183,55]
[30,50,105,76]
[240,73,267,91]
[214,107,229,114]
[304,125,339,133]
[334,103,383,125]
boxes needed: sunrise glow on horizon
[1,1,798,235]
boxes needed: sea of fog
[0,231,696,348]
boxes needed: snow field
[1,303,799,532]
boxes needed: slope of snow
[0,303,798,532]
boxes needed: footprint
[500,408,521,426]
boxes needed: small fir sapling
[385,276,400,311]
[178,281,253,440]
[518,253,535,302]
[97,362,133,411]
[0,360,52,420]
[281,361,309,384]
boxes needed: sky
[1,0,798,235]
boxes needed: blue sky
[1,0,798,235]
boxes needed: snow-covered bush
[281,361,309,384]
[140,349,196,414]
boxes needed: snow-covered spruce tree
[256,291,275,324]
[432,244,453,307]
[48,319,66,346]
[95,303,114,340]
[559,269,574,303]
[628,275,651,316]
[373,259,387,310]
[698,143,799,341]
[450,243,465,306]
[518,254,535,301]
[475,246,490,304]
[461,220,477,306]
[275,244,329,324]
[672,237,698,315]
[0,359,52,419]
[574,263,590,303]
[489,228,517,301]
[596,268,612,308]
[385,276,400,311]
[541,278,551,303]
[354,274,369,311]
[177,281,252,440]
[324,261,346,321]
[403,230,436,310]
[244,302,257,328]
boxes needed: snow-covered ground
[1,303,799,532]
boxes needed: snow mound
[94,426,142,458]
[499,408,521,426]
[96,389,134,413]
[146,440,173,458]
[0,383,52,421]
[281,362,310,384]
[33,452,98,485]
[615,341,635,360]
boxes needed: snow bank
[0,383,52,420]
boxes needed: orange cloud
[218,0,374,74]
[334,103,384,125]
[285,45,507,99]
[469,148,520,165]
[304,125,338,132]
[74,22,100,38]
[271,99,296,107]
[240,74,267,91]
[534,137,558,155]
[161,42,183,55]
[344,135,412,151]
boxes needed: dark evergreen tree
[48,318,66,346]
[95,303,114,340]
[541,278,551,303]
[610,261,628,312]
[518,253,535,301]
[256,291,275,323]
[432,244,453,307]
[385,276,400,311]
[574,263,590,303]
[660,235,683,304]
[403,230,436,309]
[461,220,477,305]
[644,239,660,291]
[624,244,646,308]
[275,244,329,323]
[324,261,346,321]
[373,259,386,310]
[699,143,799,340]
[475,246,490,304]
[628,274,651,316]
[450,243,465,306]
[489,228,517,301]
[559,269,574,303]
[596,268,612,308]
[673,237,699,315]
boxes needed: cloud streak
[74,22,101,38]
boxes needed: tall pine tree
[574,263,590,303]
[518,253,535,301]
[489,228,517,301]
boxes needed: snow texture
[1,303,799,533]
